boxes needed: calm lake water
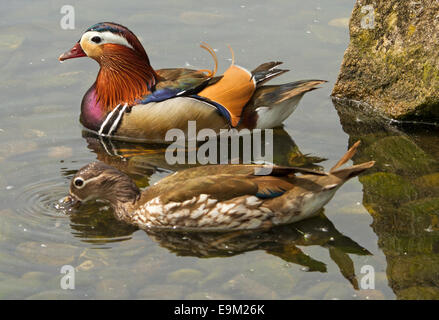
[1,0,438,300]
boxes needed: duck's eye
[91,36,102,44]
[74,178,85,188]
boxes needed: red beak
[59,42,86,61]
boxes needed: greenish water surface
[0,0,438,300]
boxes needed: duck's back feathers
[139,68,220,103]
[144,172,296,206]
[141,164,325,205]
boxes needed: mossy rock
[378,234,439,255]
[360,172,418,205]
[401,197,439,216]
[386,255,439,289]
[374,198,439,235]
[414,173,439,195]
[365,198,439,236]
[362,136,437,176]
[398,286,439,300]
[332,1,439,122]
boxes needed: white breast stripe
[98,104,120,136]
[99,136,112,155]
[98,136,122,157]
[107,103,128,136]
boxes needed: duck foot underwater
[63,141,374,231]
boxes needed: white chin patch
[81,31,134,50]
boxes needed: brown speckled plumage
[68,141,374,231]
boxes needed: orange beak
[58,42,86,61]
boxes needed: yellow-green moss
[407,24,416,37]
[360,172,418,205]
[400,197,439,216]
[387,11,398,30]
[333,1,439,121]
[362,136,437,176]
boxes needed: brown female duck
[66,141,374,231]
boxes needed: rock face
[332,0,439,122]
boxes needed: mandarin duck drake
[59,22,326,142]
[65,141,374,231]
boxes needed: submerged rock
[360,172,418,205]
[361,136,437,176]
[95,279,130,300]
[26,290,81,300]
[0,278,42,299]
[356,289,386,300]
[398,286,439,300]
[333,86,439,300]
[137,284,184,300]
[16,241,77,266]
[166,268,204,285]
[414,173,439,195]
[242,259,299,297]
[332,1,439,122]
[222,274,279,299]
[0,34,25,52]
[185,291,232,300]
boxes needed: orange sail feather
[198,46,256,127]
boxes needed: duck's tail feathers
[331,161,375,181]
[251,62,290,86]
[330,141,375,180]
[245,79,326,129]
[330,141,361,172]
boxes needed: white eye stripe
[81,31,134,50]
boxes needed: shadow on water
[145,212,370,290]
[75,126,326,186]
[333,98,439,299]
[67,198,370,290]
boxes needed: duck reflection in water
[66,204,369,290]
